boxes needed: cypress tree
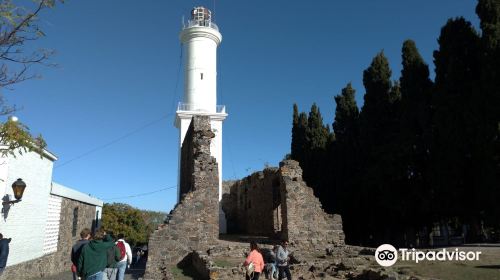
[333,83,359,145]
[295,111,309,166]
[358,52,403,244]
[475,0,500,228]
[303,103,330,198]
[332,83,360,242]
[398,40,434,242]
[432,18,481,231]
[291,103,300,160]
[307,103,329,150]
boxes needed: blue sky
[4,0,479,212]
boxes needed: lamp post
[2,178,26,206]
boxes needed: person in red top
[243,241,265,280]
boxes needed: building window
[72,207,79,237]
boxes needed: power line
[102,185,176,201]
[56,42,184,169]
[55,113,173,169]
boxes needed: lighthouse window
[200,73,204,80]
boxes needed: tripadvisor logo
[375,244,398,267]
[375,244,482,267]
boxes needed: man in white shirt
[115,234,132,280]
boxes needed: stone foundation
[145,116,219,279]
[1,197,97,280]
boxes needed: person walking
[270,245,279,280]
[115,234,132,280]
[0,234,11,277]
[276,240,292,280]
[103,234,121,280]
[71,229,91,280]
[243,241,264,280]
[77,229,116,280]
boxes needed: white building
[175,7,227,233]
[0,147,103,279]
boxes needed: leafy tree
[475,0,500,227]
[0,0,61,154]
[333,83,359,145]
[331,83,360,235]
[398,40,433,242]
[0,117,45,156]
[102,203,165,246]
[290,107,308,166]
[357,52,402,244]
[431,17,481,229]
[0,0,60,88]
[304,103,330,196]
[291,104,300,159]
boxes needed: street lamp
[3,178,26,206]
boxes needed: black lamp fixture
[3,178,26,206]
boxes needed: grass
[213,259,235,268]
[170,266,202,280]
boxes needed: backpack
[116,241,126,259]
[245,262,255,278]
[106,246,119,267]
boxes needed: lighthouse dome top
[183,6,219,31]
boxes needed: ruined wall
[222,168,282,236]
[222,160,345,250]
[280,160,345,249]
[145,116,219,280]
[1,197,96,280]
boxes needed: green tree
[304,103,331,198]
[306,103,329,150]
[331,83,360,237]
[291,104,300,160]
[475,0,500,227]
[101,203,164,246]
[0,0,61,154]
[398,40,434,242]
[290,106,308,166]
[358,52,402,244]
[431,17,481,230]
[333,83,359,145]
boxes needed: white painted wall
[0,150,55,265]
[0,149,104,267]
[43,194,62,254]
[180,26,222,113]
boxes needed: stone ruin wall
[222,168,282,236]
[222,160,345,251]
[145,116,219,279]
[2,198,96,280]
[280,160,345,250]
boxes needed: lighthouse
[175,7,227,232]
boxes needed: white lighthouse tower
[175,7,227,232]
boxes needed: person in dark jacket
[71,228,91,280]
[103,233,121,280]
[0,233,11,277]
[78,229,116,280]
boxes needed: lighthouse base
[175,109,228,233]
